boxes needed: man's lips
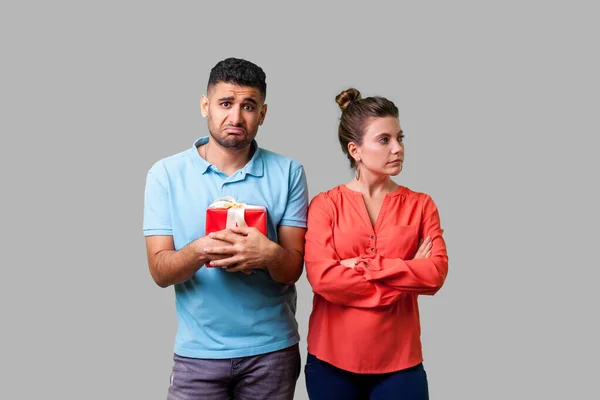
[224,127,246,135]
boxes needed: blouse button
[371,248,375,252]
[370,236,375,240]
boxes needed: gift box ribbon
[208,196,266,229]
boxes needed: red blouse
[304,185,448,373]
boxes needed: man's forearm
[265,242,304,285]
[150,242,207,288]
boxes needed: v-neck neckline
[339,184,405,232]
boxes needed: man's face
[201,82,267,150]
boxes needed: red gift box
[205,197,267,267]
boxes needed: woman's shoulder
[397,185,428,199]
[399,186,439,212]
[309,185,345,206]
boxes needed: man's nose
[229,106,243,125]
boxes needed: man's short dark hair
[208,58,267,100]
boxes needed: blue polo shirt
[143,137,308,359]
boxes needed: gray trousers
[167,344,301,400]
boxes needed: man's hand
[203,226,276,273]
[190,234,233,262]
[145,234,233,287]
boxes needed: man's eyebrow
[217,96,258,105]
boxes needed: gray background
[2,1,598,399]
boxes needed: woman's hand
[340,257,359,268]
[340,236,431,268]
[414,236,432,259]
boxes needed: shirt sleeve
[354,194,448,295]
[143,163,173,236]
[279,164,309,228]
[304,193,405,308]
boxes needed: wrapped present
[205,196,267,267]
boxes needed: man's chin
[219,136,252,150]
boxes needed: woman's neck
[346,172,398,198]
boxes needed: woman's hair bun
[335,88,361,112]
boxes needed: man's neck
[200,139,255,176]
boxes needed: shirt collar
[191,136,264,177]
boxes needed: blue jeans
[167,344,301,400]
[304,353,429,400]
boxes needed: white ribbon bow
[208,196,265,229]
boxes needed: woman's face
[355,116,405,177]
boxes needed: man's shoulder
[148,147,194,174]
[258,147,303,171]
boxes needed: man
[143,57,308,399]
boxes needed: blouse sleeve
[304,193,405,308]
[354,194,448,295]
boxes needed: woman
[304,88,448,399]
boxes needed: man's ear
[200,95,209,118]
[259,104,268,125]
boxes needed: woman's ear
[347,142,361,163]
